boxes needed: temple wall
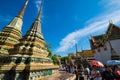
[109,39,120,56]
[94,39,120,64]
[94,47,110,64]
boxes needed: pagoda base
[0,68,58,80]
[0,55,59,80]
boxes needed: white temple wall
[94,39,120,64]
[109,39,120,56]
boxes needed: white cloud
[35,0,42,12]
[100,0,120,7]
[0,15,12,23]
[99,0,120,11]
[34,0,45,22]
[55,0,120,53]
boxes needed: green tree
[60,56,69,64]
[52,55,59,65]
[47,49,52,58]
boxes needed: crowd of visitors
[62,64,120,80]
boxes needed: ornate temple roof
[90,22,120,50]
[106,23,120,40]
[77,50,94,60]
[90,34,105,50]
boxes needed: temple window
[104,47,107,50]
[104,45,107,51]
[97,48,100,52]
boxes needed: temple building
[68,45,93,68]
[77,50,95,60]
[0,0,59,80]
[90,22,120,64]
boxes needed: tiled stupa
[0,0,59,80]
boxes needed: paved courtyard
[36,71,76,80]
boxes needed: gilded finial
[25,0,29,5]
[109,20,113,24]
[36,0,44,21]
[17,0,29,19]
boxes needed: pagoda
[0,0,59,80]
[12,0,48,58]
[0,0,28,55]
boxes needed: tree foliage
[60,56,69,64]
[47,49,52,58]
[52,54,60,65]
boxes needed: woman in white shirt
[90,65,101,80]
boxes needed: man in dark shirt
[102,66,117,80]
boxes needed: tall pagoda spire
[75,43,79,57]
[75,43,78,54]
[27,0,44,34]
[17,0,29,19]
[36,0,44,21]
[0,0,29,55]
[13,0,48,58]
[5,0,29,31]
[109,20,113,24]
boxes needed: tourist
[76,64,85,80]
[102,66,117,80]
[85,67,90,80]
[114,65,120,80]
[71,65,75,73]
[74,66,77,74]
[90,65,101,80]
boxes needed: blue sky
[0,0,120,56]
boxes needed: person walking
[85,67,90,80]
[114,65,120,80]
[76,64,85,80]
[90,65,101,80]
[102,66,117,80]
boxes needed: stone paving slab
[36,71,76,80]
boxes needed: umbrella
[89,60,104,67]
[107,60,120,65]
